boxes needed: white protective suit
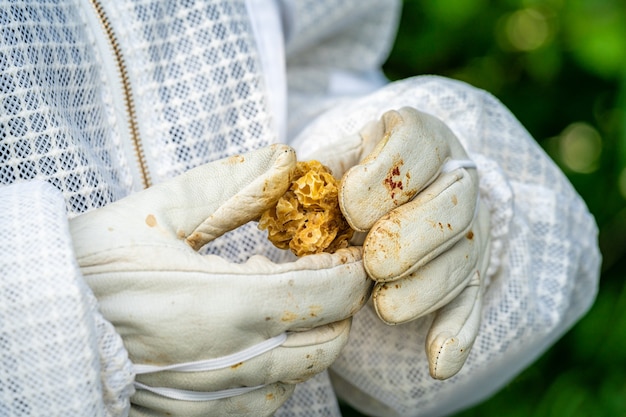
[0,1,601,417]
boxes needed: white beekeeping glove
[308,107,491,380]
[69,144,371,417]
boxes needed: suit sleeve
[0,181,134,417]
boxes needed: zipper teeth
[88,0,152,189]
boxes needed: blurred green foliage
[342,0,626,416]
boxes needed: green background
[342,0,626,416]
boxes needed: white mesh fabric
[103,0,277,182]
[277,371,342,417]
[0,3,138,415]
[0,1,134,217]
[291,75,601,417]
[0,181,134,417]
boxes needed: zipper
[87,0,152,189]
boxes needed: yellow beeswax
[259,160,353,256]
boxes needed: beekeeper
[0,1,600,416]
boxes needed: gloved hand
[308,107,491,380]
[69,144,371,417]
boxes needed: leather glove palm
[309,108,491,379]
[69,145,371,416]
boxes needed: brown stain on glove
[145,214,157,227]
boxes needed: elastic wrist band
[133,332,288,374]
[441,159,477,173]
[132,333,288,402]
[134,382,267,402]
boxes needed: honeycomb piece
[259,160,353,256]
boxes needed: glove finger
[134,319,352,392]
[426,273,483,380]
[130,382,295,417]
[426,205,491,380]
[70,144,296,257]
[363,167,478,281]
[340,107,469,232]
[178,144,296,250]
[372,229,480,325]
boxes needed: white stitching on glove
[310,108,491,380]
[69,144,372,416]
